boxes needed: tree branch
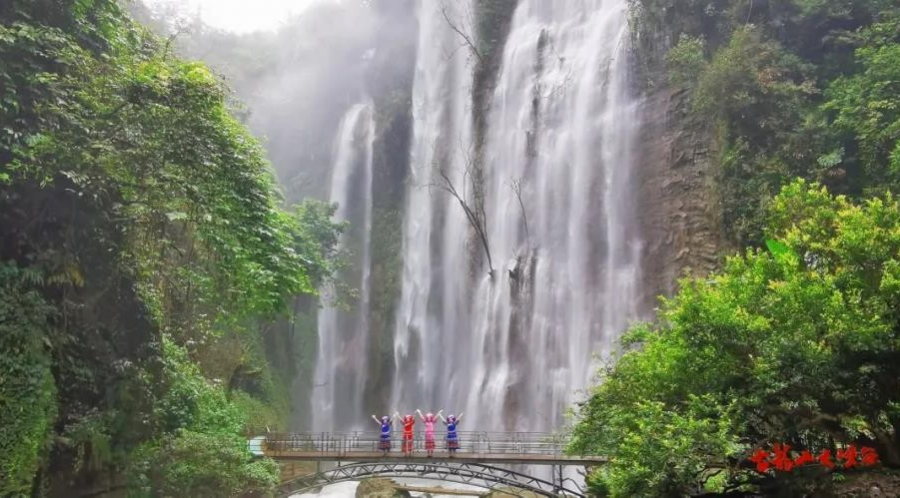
[510,177,531,244]
[434,168,494,276]
[440,3,485,65]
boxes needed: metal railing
[264,431,573,457]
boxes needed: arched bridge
[277,461,587,497]
[252,432,605,497]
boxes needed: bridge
[252,432,606,497]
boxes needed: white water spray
[392,0,643,431]
[311,0,643,437]
[312,102,376,431]
[391,0,476,412]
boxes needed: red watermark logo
[748,443,879,473]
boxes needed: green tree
[628,0,900,245]
[1,1,341,493]
[571,180,900,497]
[666,34,707,87]
[129,339,279,497]
[824,17,900,192]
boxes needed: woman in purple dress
[371,414,392,455]
[439,412,464,454]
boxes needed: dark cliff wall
[473,0,520,150]
[362,0,418,413]
[636,86,727,308]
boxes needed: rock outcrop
[355,478,412,498]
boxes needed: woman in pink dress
[417,409,442,457]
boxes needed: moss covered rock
[355,478,412,498]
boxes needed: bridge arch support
[277,462,585,497]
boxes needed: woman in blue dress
[371,414,393,455]
[439,412,464,454]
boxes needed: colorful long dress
[424,417,436,451]
[446,420,459,451]
[379,421,391,451]
[402,417,415,453]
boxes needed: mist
[138,0,419,202]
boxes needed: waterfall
[312,101,375,431]
[390,0,642,431]
[469,0,643,431]
[309,0,643,436]
[391,0,475,412]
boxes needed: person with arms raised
[439,412,464,455]
[417,409,441,457]
[371,414,393,456]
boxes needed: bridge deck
[264,450,604,466]
[259,432,606,467]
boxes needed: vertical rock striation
[635,87,726,305]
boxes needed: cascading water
[469,0,643,431]
[310,0,642,439]
[391,0,475,412]
[391,0,643,431]
[312,102,376,432]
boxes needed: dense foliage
[128,340,279,496]
[630,0,900,245]
[0,264,55,496]
[571,2,900,497]
[0,0,342,495]
[571,181,900,496]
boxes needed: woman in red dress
[396,412,415,456]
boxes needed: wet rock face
[635,86,726,306]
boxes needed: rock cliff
[636,86,726,309]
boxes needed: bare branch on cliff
[426,144,495,277]
[440,1,485,65]
[510,177,531,245]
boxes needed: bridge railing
[264,431,571,457]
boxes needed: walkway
[258,431,606,466]
[254,432,605,497]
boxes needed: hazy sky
[143,0,323,33]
